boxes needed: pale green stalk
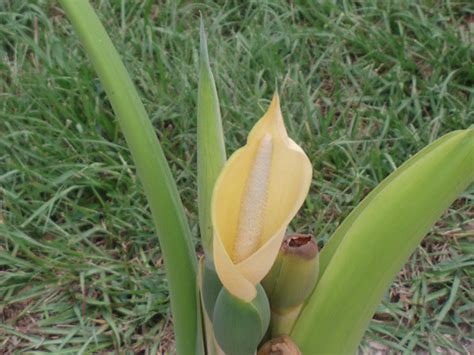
[199,258,225,355]
[270,306,302,336]
[197,19,226,257]
[292,129,474,354]
[59,1,201,353]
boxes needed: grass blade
[197,19,226,257]
[292,129,474,354]
[58,1,200,353]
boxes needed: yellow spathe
[212,94,313,301]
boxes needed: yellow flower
[212,93,312,301]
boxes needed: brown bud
[281,234,318,259]
[257,335,302,355]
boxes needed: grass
[1,0,472,353]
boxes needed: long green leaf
[317,130,460,277]
[58,1,200,353]
[292,129,473,354]
[197,19,226,257]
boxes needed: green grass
[1,0,472,353]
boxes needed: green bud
[262,234,319,335]
[201,257,223,319]
[213,284,270,355]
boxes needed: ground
[1,0,473,353]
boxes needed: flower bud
[213,284,270,355]
[211,94,313,302]
[262,234,319,335]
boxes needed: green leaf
[58,1,200,354]
[317,130,460,277]
[197,18,227,257]
[292,129,474,354]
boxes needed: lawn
[1,0,473,353]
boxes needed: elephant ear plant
[60,1,474,354]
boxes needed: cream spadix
[233,133,273,263]
[212,94,312,301]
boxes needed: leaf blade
[197,19,227,257]
[292,129,474,354]
[58,1,200,353]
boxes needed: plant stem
[58,1,200,353]
[270,306,302,337]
